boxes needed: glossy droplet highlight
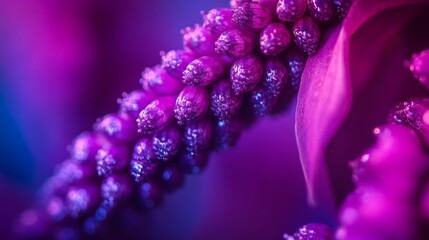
[260,23,291,56]
[277,0,306,22]
[230,54,263,95]
[292,16,321,55]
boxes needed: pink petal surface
[296,0,429,205]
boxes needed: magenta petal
[295,0,429,205]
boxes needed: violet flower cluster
[13,0,353,239]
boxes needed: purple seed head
[292,16,321,55]
[333,0,353,18]
[182,25,217,56]
[215,117,243,150]
[307,0,335,22]
[152,125,182,161]
[69,132,108,162]
[286,46,308,91]
[140,65,184,95]
[101,174,133,209]
[408,49,429,89]
[118,90,156,118]
[250,85,278,116]
[230,54,263,95]
[96,145,129,176]
[277,0,306,22]
[260,23,291,56]
[161,50,195,79]
[183,117,213,154]
[138,181,163,209]
[161,165,185,192]
[174,86,210,125]
[130,138,158,183]
[285,223,334,240]
[179,151,210,174]
[389,98,429,147]
[66,184,100,219]
[183,56,227,86]
[230,0,252,8]
[262,58,288,96]
[233,3,273,31]
[215,29,257,58]
[137,96,176,134]
[202,8,236,35]
[95,113,137,142]
[211,78,243,121]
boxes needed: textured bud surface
[232,3,273,31]
[152,125,181,161]
[183,56,226,86]
[203,8,236,35]
[140,65,184,95]
[211,79,244,120]
[118,90,157,118]
[292,16,321,55]
[183,118,213,154]
[277,0,306,22]
[182,25,217,56]
[260,23,291,56]
[130,138,159,183]
[307,0,335,22]
[262,58,288,96]
[230,54,263,94]
[215,29,257,58]
[95,113,137,142]
[96,146,129,176]
[250,85,278,116]
[174,86,210,125]
[137,96,176,134]
[161,50,195,79]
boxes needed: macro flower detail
[262,57,288,96]
[306,0,335,22]
[408,49,429,89]
[140,66,184,96]
[211,78,244,121]
[215,29,257,58]
[137,96,176,134]
[161,50,196,79]
[284,223,333,240]
[152,125,182,161]
[182,25,217,56]
[182,56,227,86]
[96,145,129,176]
[292,16,321,55]
[174,86,210,125]
[232,3,274,31]
[202,8,237,35]
[130,138,159,183]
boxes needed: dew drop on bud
[262,58,288,96]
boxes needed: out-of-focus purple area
[0,0,335,239]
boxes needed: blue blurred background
[0,0,335,239]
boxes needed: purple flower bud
[408,49,429,89]
[161,50,195,79]
[183,56,227,86]
[45,197,67,221]
[285,46,308,91]
[96,145,129,176]
[262,58,288,96]
[183,117,213,153]
[161,165,185,192]
[66,184,100,218]
[69,132,108,162]
[174,86,210,125]
[292,16,321,55]
[260,23,291,56]
[215,29,257,58]
[389,98,429,147]
[138,181,163,209]
[333,0,353,18]
[56,160,96,184]
[211,79,244,121]
[284,223,333,240]
[95,113,138,142]
[152,125,181,161]
[101,174,133,209]
[233,3,273,31]
[130,138,159,183]
[202,8,237,35]
[140,65,184,95]
[182,25,217,56]
[118,90,156,119]
[307,0,335,22]
[277,0,306,22]
[179,151,210,174]
[215,117,243,150]
[230,54,263,95]
[250,85,278,116]
[137,96,176,134]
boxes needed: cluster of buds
[15,0,352,238]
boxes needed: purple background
[0,0,335,239]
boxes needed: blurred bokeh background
[0,0,335,239]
